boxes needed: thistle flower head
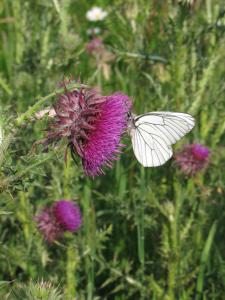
[191,143,210,161]
[35,200,82,242]
[46,87,104,157]
[53,200,82,232]
[175,143,210,176]
[34,207,62,242]
[83,93,132,176]
[45,85,132,176]
[12,280,63,300]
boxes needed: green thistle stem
[0,132,14,167]
[63,155,78,299]
[66,246,77,299]
[136,167,146,299]
[83,181,96,300]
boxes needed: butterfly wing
[130,112,195,167]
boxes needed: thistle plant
[35,200,82,242]
[175,143,210,176]
[10,280,63,300]
[0,1,225,300]
[44,85,132,176]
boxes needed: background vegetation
[0,0,225,299]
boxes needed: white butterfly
[128,112,195,167]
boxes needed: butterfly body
[128,112,195,167]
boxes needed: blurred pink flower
[34,207,63,242]
[86,37,104,55]
[175,143,210,176]
[85,38,115,80]
[35,200,82,243]
[53,200,82,232]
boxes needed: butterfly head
[127,112,136,133]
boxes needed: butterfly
[128,112,195,167]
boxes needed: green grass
[1,0,225,299]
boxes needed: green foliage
[1,0,225,299]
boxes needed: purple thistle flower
[191,144,210,161]
[46,87,104,157]
[35,200,82,242]
[53,200,82,232]
[175,143,210,176]
[83,93,132,176]
[45,85,132,176]
[34,207,63,242]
